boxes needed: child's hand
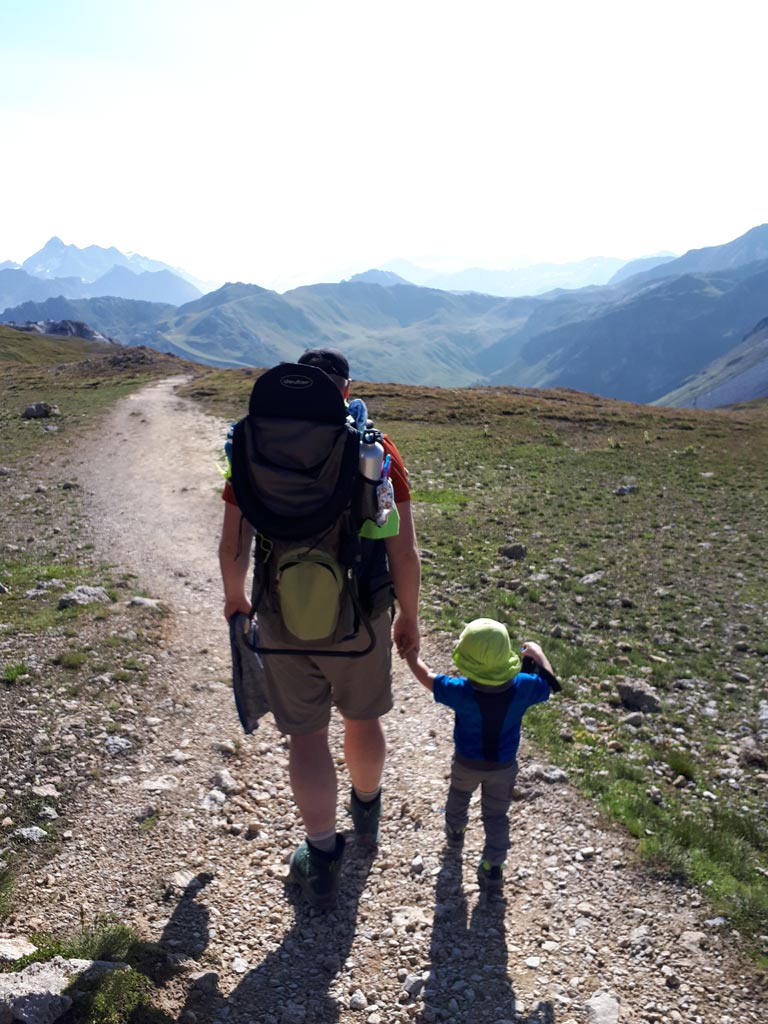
[521,640,545,664]
[521,640,555,676]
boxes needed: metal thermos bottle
[359,430,384,480]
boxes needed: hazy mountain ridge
[3,225,768,404]
[380,255,629,297]
[615,224,768,287]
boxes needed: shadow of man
[152,871,217,1022]
[211,844,374,1024]
[419,847,556,1024]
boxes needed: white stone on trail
[31,784,59,799]
[202,788,227,811]
[129,596,162,608]
[586,988,620,1023]
[391,906,432,932]
[211,768,243,795]
[349,988,368,1009]
[140,774,179,792]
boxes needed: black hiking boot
[288,834,345,909]
[350,788,382,848]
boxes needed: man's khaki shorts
[258,612,394,735]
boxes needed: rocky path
[9,378,767,1023]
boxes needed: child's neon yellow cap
[452,618,521,687]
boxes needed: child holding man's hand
[403,618,558,892]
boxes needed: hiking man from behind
[219,348,421,908]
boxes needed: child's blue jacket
[433,671,550,763]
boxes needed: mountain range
[0,237,205,307]
[3,226,768,407]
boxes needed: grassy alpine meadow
[1,344,766,962]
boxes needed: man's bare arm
[384,500,421,657]
[219,502,254,620]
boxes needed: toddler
[404,618,558,892]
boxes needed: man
[219,348,421,908]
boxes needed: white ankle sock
[307,829,337,853]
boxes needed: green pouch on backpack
[276,547,346,643]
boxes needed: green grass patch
[53,651,88,670]
[410,488,470,508]
[0,860,15,921]
[1,662,29,684]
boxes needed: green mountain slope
[2,295,175,346]
[0,324,115,363]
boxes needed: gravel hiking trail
[40,378,766,1023]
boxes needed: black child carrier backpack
[229,362,393,657]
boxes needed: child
[403,618,558,893]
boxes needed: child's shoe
[477,858,504,893]
[445,825,466,849]
[288,834,345,909]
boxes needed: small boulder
[499,542,526,561]
[58,585,111,610]
[22,401,61,419]
[616,678,662,713]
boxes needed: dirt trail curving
[19,378,766,1023]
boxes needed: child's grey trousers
[444,755,518,865]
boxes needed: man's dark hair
[297,348,349,380]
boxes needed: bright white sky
[1,0,766,291]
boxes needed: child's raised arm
[403,648,436,692]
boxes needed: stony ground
[2,378,767,1023]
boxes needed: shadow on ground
[417,845,556,1023]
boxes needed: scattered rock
[350,988,368,1009]
[0,956,124,1023]
[622,712,644,728]
[616,678,662,713]
[579,570,605,585]
[22,401,61,419]
[12,826,48,843]
[586,988,620,1023]
[0,938,37,963]
[57,585,111,609]
[140,775,179,792]
[104,736,133,756]
[498,542,526,560]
